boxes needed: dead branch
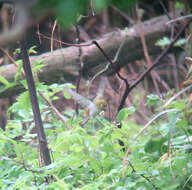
[0,13,180,97]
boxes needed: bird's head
[85,97,107,117]
[94,98,107,111]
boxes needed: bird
[64,77,107,117]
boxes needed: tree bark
[0,13,178,97]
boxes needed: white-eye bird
[64,77,107,117]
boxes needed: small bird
[64,77,107,117]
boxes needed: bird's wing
[64,87,97,111]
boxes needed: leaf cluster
[0,72,192,189]
[37,0,137,27]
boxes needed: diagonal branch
[128,18,192,93]
[0,12,183,98]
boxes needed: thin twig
[0,47,25,76]
[75,25,83,114]
[38,91,69,126]
[37,32,93,47]
[136,5,160,94]
[88,38,126,97]
[129,18,192,93]
[158,0,172,20]
[166,14,192,24]
[92,40,130,112]
[51,20,57,52]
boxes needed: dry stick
[91,18,192,127]
[20,39,51,166]
[158,0,172,20]
[129,18,192,94]
[88,38,126,97]
[92,40,130,112]
[152,72,170,91]
[38,91,69,126]
[75,25,83,114]
[37,18,190,113]
[51,20,57,52]
[0,47,25,76]
[167,14,192,24]
[136,5,161,94]
[37,32,93,47]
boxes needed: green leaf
[93,0,109,10]
[57,0,86,27]
[89,158,102,176]
[102,141,113,153]
[32,59,45,72]
[17,91,31,112]
[13,48,20,55]
[63,84,76,99]
[174,38,186,47]
[117,106,136,122]
[28,45,38,55]
[156,37,186,49]
[166,100,186,110]
[82,183,99,190]
[155,37,170,49]
[146,94,160,106]
[63,90,71,99]
[14,60,23,81]
[0,75,10,86]
[144,137,167,154]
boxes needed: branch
[0,13,181,97]
[128,18,192,93]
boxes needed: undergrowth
[0,80,192,190]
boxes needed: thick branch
[0,13,179,97]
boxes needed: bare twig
[75,25,83,114]
[88,38,126,97]
[136,5,161,94]
[158,0,172,20]
[37,32,93,47]
[51,20,57,52]
[92,40,130,112]
[38,91,69,126]
[129,18,192,93]
[166,14,192,24]
[0,47,25,76]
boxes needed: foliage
[37,0,138,26]
[1,0,192,189]
[0,62,192,189]
[155,37,186,49]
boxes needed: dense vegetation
[0,0,192,189]
[1,79,192,189]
